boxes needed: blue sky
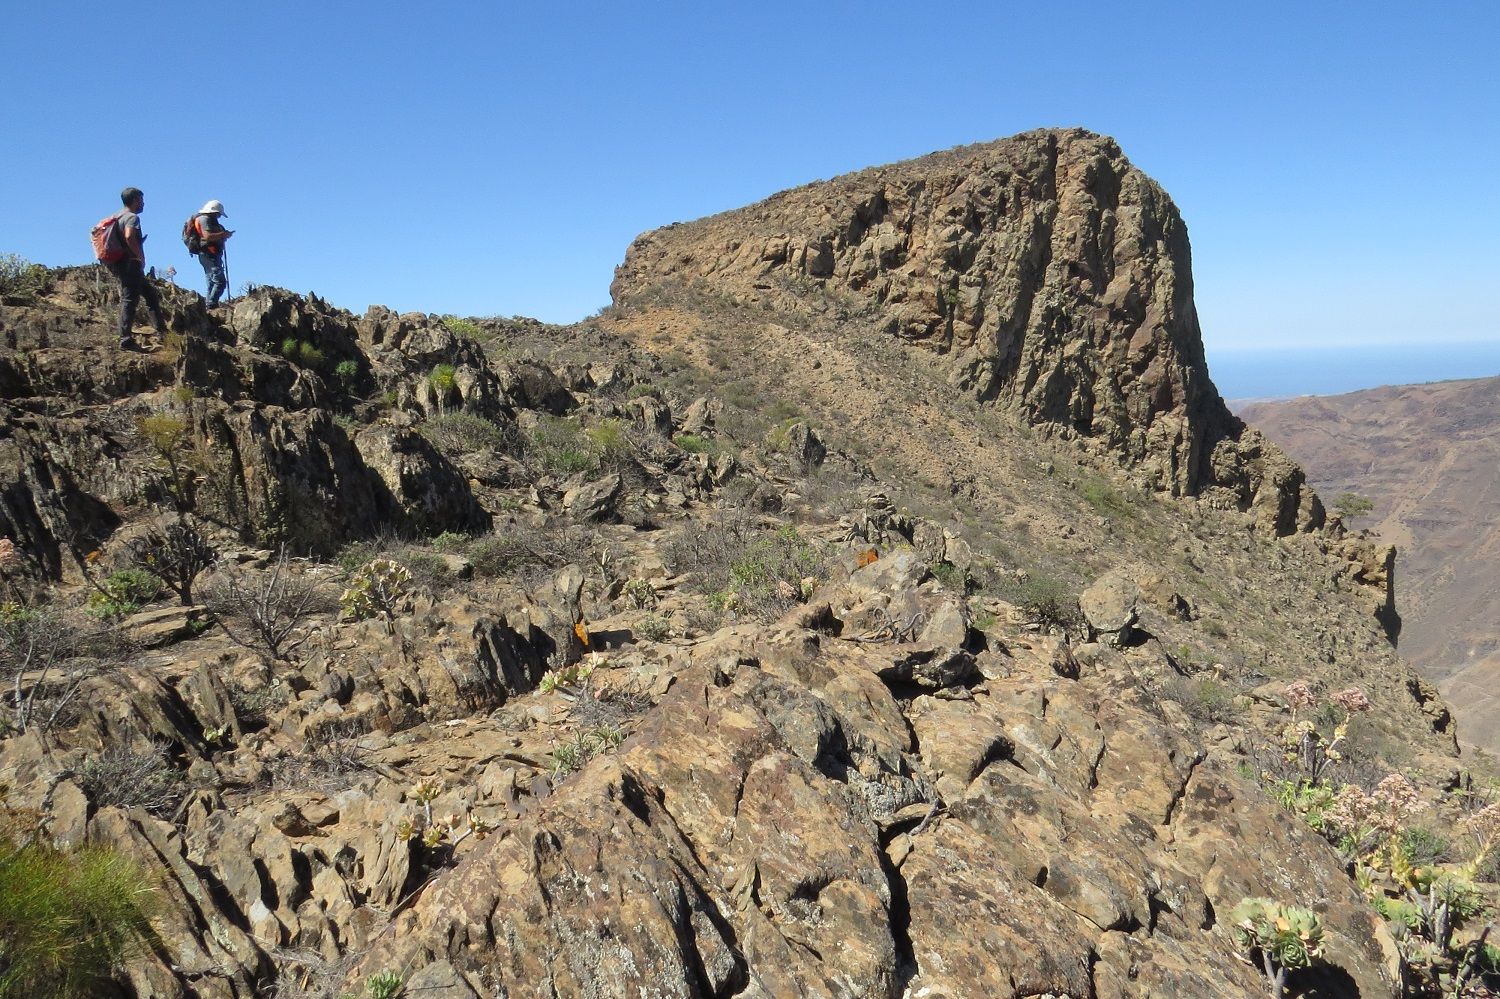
[2,2,1496,391]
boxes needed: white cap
[199,200,227,217]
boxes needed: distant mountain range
[1242,374,1500,755]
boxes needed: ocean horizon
[1209,340,1500,404]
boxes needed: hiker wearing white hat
[190,200,234,307]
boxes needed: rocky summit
[0,129,1491,999]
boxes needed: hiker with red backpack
[184,200,233,307]
[90,187,167,352]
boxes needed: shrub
[1333,492,1374,523]
[440,314,481,339]
[400,551,453,592]
[205,549,328,661]
[77,745,186,820]
[672,433,717,454]
[334,359,360,383]
[0,839,156,998]
[0,606,120,737]
[85,568,162,619]
[527,416,599,475]
[427,364,458,400]
[636,615,671,642]
[267,722,371,792]
[586,419,631,461]
[664,517,825,621]
[1079,477,1132,519]
[621,578,657,610]
[297,342,325,368]
[998,574,1079,631]
[1161,676,1241,725]
[125,519,215,606]
[418,412,518,458]
[929,561,967,592]
[340,559,411,625]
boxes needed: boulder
[1080,571,1140,646]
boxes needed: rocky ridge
[0,129,1485,999]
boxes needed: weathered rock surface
[613,128,1322,534]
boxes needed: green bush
[998,574,1079,631]
[672,433,717,454]
[427,364,458,399]
[527,416,600,475]
[440,315,481,339]
[334,359,360,382]
[86,569,163,619]
[297,342,326,368]
[1079,477,1132,519]
[280,337,300,359]
[1333,492,1374,522]
[0,840,156,998]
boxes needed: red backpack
[90,213,125,262]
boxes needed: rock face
[613,128,1323,534]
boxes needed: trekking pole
[222,244,231,305]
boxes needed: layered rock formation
[613,128,1323,534]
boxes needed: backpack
[90,213,125,262]
[182,216,203,255]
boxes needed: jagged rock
[354,426,488,536]
[679,395,721,434]
[562,472,623,521]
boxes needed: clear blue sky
[3,2,1496,381]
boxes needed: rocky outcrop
[612,128,1322,534]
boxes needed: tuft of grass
[427,364,458,399]
[0,839,157,998]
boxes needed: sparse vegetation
[77,745,186,820]
[663,517,826,621]
[997,574,1079,632]
[206,549,329,661]
[418,412,518,458]
[0,253,51,305]
[550,725,624,780]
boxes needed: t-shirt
[196,213,226,254]
[116,210,142,257]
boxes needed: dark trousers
[105,258,165,340]
[199,250,227,306]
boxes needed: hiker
[103,187,167,351]
[190,200,233,306]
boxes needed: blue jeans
[199,251,227,306]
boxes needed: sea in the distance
[1210,340,1500,404]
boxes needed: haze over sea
[1213,340,1500,404]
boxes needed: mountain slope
[0,130,1484,998]
[1242,374,1500,753]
